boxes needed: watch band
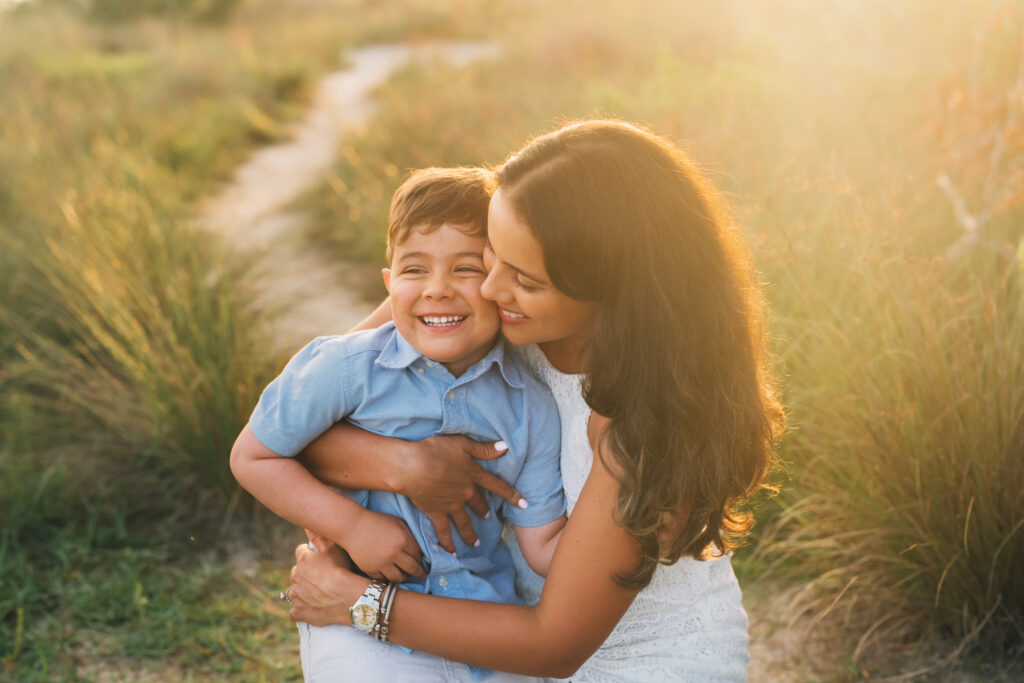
[349,579,387,634]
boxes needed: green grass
[0,452,302,680]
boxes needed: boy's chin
[422,335,499,369]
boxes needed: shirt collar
[376,325,524,389]
[375,324,423,369]
[457,335,525,389]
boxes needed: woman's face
[481,188,596,351]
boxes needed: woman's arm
[297,427,523,552]
[348,297,393,333]
[289,416,642,678]
[230,425,427,582]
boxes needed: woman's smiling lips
[498,307,529,324]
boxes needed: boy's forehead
[392,222,487,260]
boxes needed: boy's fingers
[473,469,523,509]
[450,510,480,548]
[403,536,423,563]
[398,553,427,580]
[304,528,332,551]
[427,512,456,554]
[382,565,405,584]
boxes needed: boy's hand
[343,508,426,583]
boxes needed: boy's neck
[432,335,500,378]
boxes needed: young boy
[230,167,566,681]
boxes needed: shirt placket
[424,365,464,597]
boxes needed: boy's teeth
[422,315,467,326]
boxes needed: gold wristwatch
[349,580,387,634]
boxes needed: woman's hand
[344,509,426,583]
[288,534,369,627]
[297,427,523,552]
[400,435,523,552]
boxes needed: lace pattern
[517,345,749,682]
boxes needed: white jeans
[297,622,545,683]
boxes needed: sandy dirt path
[199,42,498,350]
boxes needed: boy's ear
[381,268,391,293]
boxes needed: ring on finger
[280,586,292,604]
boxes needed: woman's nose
[480,265,505,302]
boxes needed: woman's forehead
[488,191,548,281]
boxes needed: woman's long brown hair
[498,120,783,589]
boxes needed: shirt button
[438,576,448,587]
[426,360,435,367]
[417,368,425,374]
[447,391,455,401]
[432,544,439,551]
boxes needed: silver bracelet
[377,582,398,642]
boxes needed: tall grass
[0,0,502,674]
[0,2,316,491]
[5,204,276,489]
[295,0,1024,672]
[0,0,496,492]
[765,249,1024,665]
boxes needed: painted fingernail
[517,499,529,509]
[494,440,508,452]
[474,539,481,547]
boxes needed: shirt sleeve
[503,387,567,527]
[248,337,355,457]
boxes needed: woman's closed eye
[513,272,540,292]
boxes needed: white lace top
[517,344,750,682]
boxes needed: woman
[287,120,782,680]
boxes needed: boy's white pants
[298,622,545,683]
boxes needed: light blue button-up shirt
[249,323,565,608]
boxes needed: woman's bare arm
[289,415,642,678]
[348,297,393,333]
[297,423,524,551]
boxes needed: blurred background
[1,0,1022,679]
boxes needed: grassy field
[2,0,1022,679]
[0,1,496,678]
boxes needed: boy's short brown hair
[387,167,497,263]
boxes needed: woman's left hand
[288,532,369,627]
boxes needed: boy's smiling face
[383,223,501,377]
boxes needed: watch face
[351,603,377,628]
